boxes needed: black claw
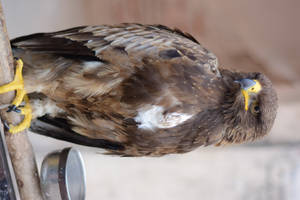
[7,105,16,112]
[7,105,21,113]
[14,108,21,113]
[3,121,10,131]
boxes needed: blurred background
[2,0,300,199]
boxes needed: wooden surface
[0,1,43,200]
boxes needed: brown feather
[11,23,278,156]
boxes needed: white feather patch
[30,98,63,118]
[83,61,104,70]
[134,105,193,130]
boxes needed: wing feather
[11,24,223,155]
[12,23,219,73]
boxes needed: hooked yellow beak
[238,79,262,111]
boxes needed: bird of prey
[0,23,278,156]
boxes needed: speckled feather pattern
[11,23,278,156]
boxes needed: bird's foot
[0,58,32,134]
[7,95,32,134]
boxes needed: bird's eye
[250,102,260,115]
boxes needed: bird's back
[11,24,226,156]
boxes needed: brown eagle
[8,23,277,156]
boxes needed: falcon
[0,23,278,156]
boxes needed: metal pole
[0,119,20,200]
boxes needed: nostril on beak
[236,79,256,90]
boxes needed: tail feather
[30,115,125,151]
[10,28,100,62]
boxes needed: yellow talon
[9,95,32,134]
[0,58,32,134]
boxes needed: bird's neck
[217,68,248,143]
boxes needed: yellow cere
[242,80,262,111]
[248,80,262,93]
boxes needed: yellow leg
[11,89,26,107]
[0,59,24,96]
[0,58,32,134]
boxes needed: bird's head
[221,71,278,144]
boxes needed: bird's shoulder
[14,24,223,106]
[62,24,218,69]
[12,24,218,73]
